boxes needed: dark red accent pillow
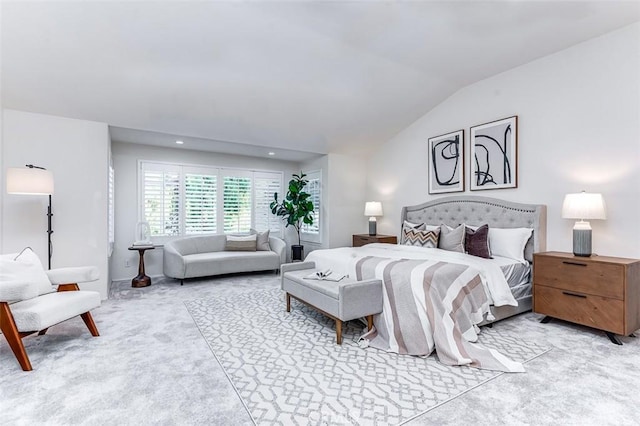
[465,224,491,259]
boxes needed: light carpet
[186,288,549,425]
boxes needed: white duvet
[305,243,518,307]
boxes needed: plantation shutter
[301,171,321,235]
[223,171,252,233]
[184,167,217,234]
[253,171,282,234]
[141,163,181,236]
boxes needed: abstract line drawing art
[428,129,464,194]
[470,116,518,191]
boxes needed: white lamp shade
[364,201,383,217]
[6,167,54,195]
[562,192,606,220]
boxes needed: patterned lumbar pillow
[225,234,257,251]
[439,224,465,253]
[400,220,427,244]
[401,227,440,248]
[464,224,491,258]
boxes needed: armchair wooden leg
[0,302,33,371]
[80,312,100,337]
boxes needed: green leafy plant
[270,172,315,246]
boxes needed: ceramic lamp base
[368,220,377,236]
[573,228,592,257]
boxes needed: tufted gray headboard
[400,196,547,263]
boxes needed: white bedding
[305,243,518,307]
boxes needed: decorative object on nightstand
[352,234,397,247]
[6,165,55,269]
[364,201,383,236]
[562,191,606,257]
[533,251,640,345]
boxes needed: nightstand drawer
[534,285,624,335]
[534,255,624,299]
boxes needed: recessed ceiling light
[176,140,184,145]
[268,152,275,156]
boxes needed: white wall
[2,109,110,297]
[301,153,367,253]
[326,153,367,248]
[110,141,300,280]
[368,23,640,259]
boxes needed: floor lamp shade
[6,167,54,195]
[364,201,383,236]
[6,165,55,269]
[562,192,606,257]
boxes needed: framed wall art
[470,116,517,191]
[428,129,464,194]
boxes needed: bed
[305,196,547,372]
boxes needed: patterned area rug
[185,288,549,425]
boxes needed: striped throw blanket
[352,256,524,373]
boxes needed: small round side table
[128,245,155,288]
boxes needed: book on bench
[304,269,346,282]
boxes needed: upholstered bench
[281,261,383,344]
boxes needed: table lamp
[364,201,383,236]
[562,191,606,257]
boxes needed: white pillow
[424,224,440,232]
[488,228,533,263]
[0,248,52,296]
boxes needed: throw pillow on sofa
[225,234,257,251]
[250,229,271,251]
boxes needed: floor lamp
[6,165,55,269]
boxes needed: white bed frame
[400,195,547,323]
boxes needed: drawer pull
[562,291,587,299]
[562,261,587,267]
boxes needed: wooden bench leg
[336,319,343,345]
[366,315,374,331]
[0,302,33,371]
[286,293,291,312]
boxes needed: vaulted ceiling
[2,1,639,160]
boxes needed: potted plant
[270,172,315,261]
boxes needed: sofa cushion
[10,290,101,332]
[182,251,280,278]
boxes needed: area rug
[185,288,549,425]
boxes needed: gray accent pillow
[252,229,271,251]
[438,224,465,253]
[225,234,257,251]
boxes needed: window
[300,170,321,242]
[139,161,282,238]
[253,172,283,234]
[223,172,252,234]
[184,170,217,234]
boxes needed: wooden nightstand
[352,234,398,247]
[533,251,640,344]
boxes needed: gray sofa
[163,234,286,284]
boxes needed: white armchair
[0,248,101,371]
